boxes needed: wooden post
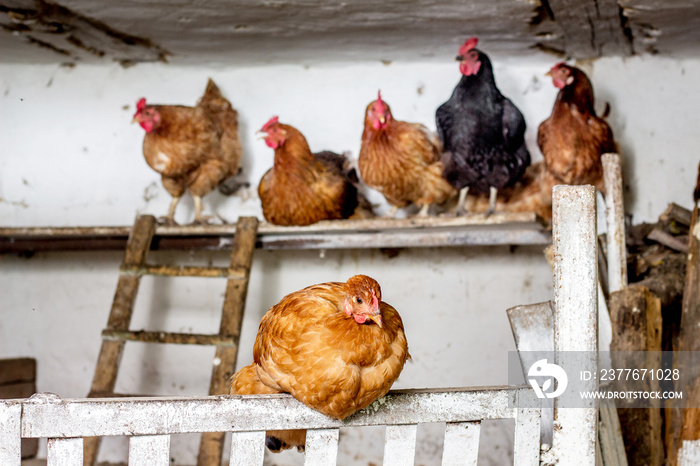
[668,205,700,465]
[608,285,664,465]
[551,185,598,465]
[602,153,628,294]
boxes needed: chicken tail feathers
[313,150,375,219]
[314,150,350,174]
[197,78,239,127]
[265,431,307,453]
[199,78,224,105]
[230,366,308,453]
[217,169,249,196]
[230,365,280,395]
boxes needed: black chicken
[436,37,530,214]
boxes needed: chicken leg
[416,203,431,217]
[456,187,469,215]
[383,205,400,218]
[485,186,498,217]
[160,196,181,225]
[193,195,215,225]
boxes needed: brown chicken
[538,63,616,191]
[258,116,369,226]
[132,79,242,224]
[230,274,410,452]
[359,92,456,216]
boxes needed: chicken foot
[455,187,469,215]
[485,186,498,217]
[193,196,216,225]
[158,196,181,225]
[416,203,431,217]
[382,205,400,218]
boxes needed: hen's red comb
[458,37,479,56]
[136,98,147,111]
[261,116,279,132]
[550,62,566,71]
[377,90,383,104]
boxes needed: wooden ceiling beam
[545,0,633,58]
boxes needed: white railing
[0,387,540,465]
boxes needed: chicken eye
[356,297,363,304]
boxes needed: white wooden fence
[0,183,610,465]
[0,387,540,465]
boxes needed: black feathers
[437,49,530,194]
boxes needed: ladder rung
[102,330,238,347]
[119,264,247,279]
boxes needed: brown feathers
[359,96,456,214]
[133,79,242,224]
[538,64,616,191]
[258,120,364,226]
[230,275,409,452]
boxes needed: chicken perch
[230,275,410,452]
[359,91,456,217]
[258,116,370,226]
[436,37,530,215]
[132,79,242,224]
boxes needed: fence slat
[383,424,417,465]
[128,435,170,466]
[47,437,83,466]
[442,421,480,466]
[0,402,21,466]
[513,408,541,466]
[304,428,339,466]
[229,431,266,466]
[679,439,700,466]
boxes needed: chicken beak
[255,130,267,140]
[545,70,552,77]
[369,312,382,328]
[379,116,386,124]
[455,55,464,61]
[131,117,138,124]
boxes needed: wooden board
[547,0,633,57]
[608,285,664,466]
[0,213,551,253]
[0,358,35,386]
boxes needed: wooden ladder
[82,214,259,466]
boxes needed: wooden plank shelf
[0,212,551,254]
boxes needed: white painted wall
[1,54,698,464]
